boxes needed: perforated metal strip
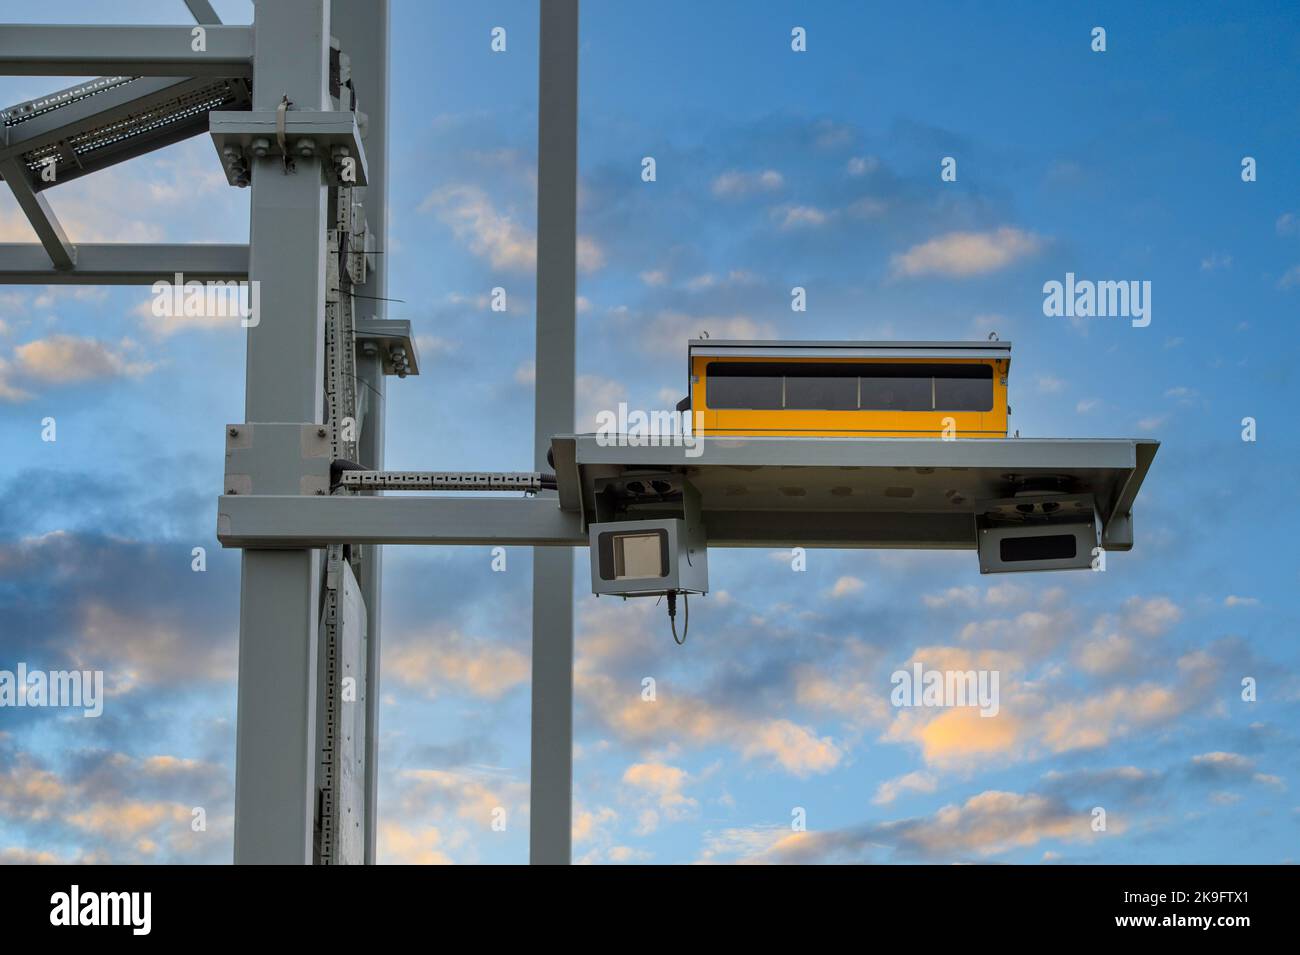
[339,470,547,492]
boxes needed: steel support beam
[0,25,253,77]
[0,157,75,269]
[530,0,579,866]
[184,0,222,24]
[232,0,331,866]
[218,495,585,549]
[0,76,251,188]
[0,242,246,284]
[1,77,191,163]
[213,494,973,550]
[331,0,390,867]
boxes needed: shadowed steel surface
[0,24,253,76]
[232,0,332,865]
[330,0,391,865]
[531,0,579,866]
[0,242,247,283]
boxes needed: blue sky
[1,0,1298,864]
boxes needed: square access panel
[589,518,708,598]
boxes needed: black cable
[667,591,688,646]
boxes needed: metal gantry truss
[0,0,581,865]
[1,1,1157,866]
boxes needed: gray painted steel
[1,76,251,189]
[559,434,1157,551]
[0,242,248,284]
[218,495,586,549]
[530,0,579,866]
[184,0,221,24]
[0,156,75,269]
[0,24,253,76]
[315,554,367,863]
[232,0,332,865]
[688,339,1012,361]
[330,0,391,864]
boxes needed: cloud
[1120,595,1182,636]
[384,629,530,700]
[0,746,231,864]
[378,822,453,865]
[727,789,1102,863]
[575,373,627,431]
[772,204,831,229]
[890,227,1042,278]
[578,663,843,777]
[572,805,618,845]
[622,762,698,820]
[421,184,535,271]
[390,767,526,829]
[7,335,155,387]
[1223,595,1259,608]
[846,156,880,176]
[642,310,777,353]
[420,183,603,273]
[872,771,938,805]
[711,169,783,198]
[829,575,864,597]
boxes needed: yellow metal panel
[691,355,1008,439]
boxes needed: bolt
[227,489,237,495]
[250,137,271,158]
[229,427,239,437]
[296,139,316,159]
[317,427,328,438]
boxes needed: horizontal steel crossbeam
[0,25,254,77]
[217,495,586,549]
[0,242,247,283]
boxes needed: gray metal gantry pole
[529,0,579,865]
[330,0,390,868]
[232,0,333,864]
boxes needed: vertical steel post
[529,0,579,865]
[232,0,333,864]
[330,0,390,866]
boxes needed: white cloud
[421,183,603,273]
[9,335,154,385]
[846,155,880,176]
[890,227,1042,278]
[421,184,534,271]
[1036,375,1065,394]
[872,771,938,805]
[711,169,783,198]
[642,310,777,354]
[773,204,830,229]
[829,575,864,597]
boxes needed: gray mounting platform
[550,435,1159,551]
